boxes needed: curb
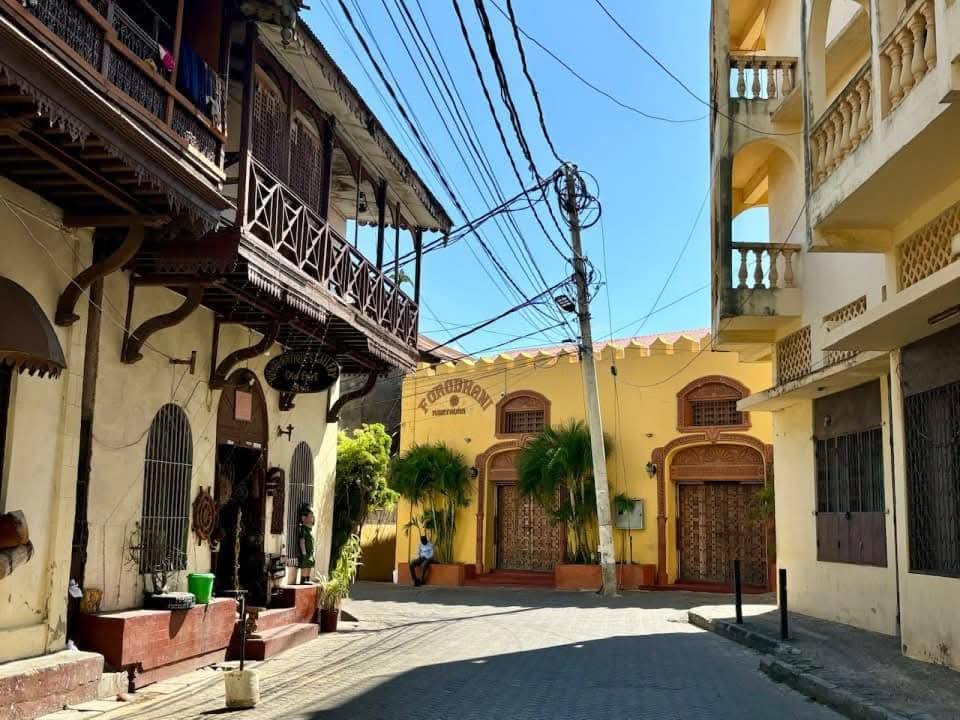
[688,612,908,720]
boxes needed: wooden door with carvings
[678,482,766,585]
[495,484,560,572]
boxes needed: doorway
[495,484,560,572]
[678,482,766,586]
[212,370,269,605]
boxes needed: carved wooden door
[678,482,766,586]
[496,484,560,572]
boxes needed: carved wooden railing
[810,60,872,188]
[880,0,937,117]
[732,242,800,290]
[15,0,225,166]
[729,54,798,101]
[243,155,419,349]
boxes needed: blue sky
[303,1,768,355]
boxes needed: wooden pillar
[164,0,186,124]
[375,180,387,268]
[235,22,258,229]
[393,202,401,282]
[319,116,335,220]
[413,228,423,303]
[353,164,363,247]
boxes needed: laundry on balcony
[177,41,217,118]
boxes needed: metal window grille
[905,380,960,577]
[139,404,193,573]
[814,428,884,513]
[691,399,743,427]
[504,409,545,434]
[286,441,314,565]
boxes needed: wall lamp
[645,462,657,478]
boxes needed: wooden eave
[0,7,230,225]
[256,22,452,233]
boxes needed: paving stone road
[97,583,842,720]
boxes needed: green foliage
[319,535,362,610]
[748,483,775,523]
[389,442,472,563]
[613,493,636,515]
[331,424,397,566]
[517,420,611,564]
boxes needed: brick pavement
[82,584,841,720]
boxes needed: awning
[0,277,66,378]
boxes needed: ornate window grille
[286,441,314,565]
[139,404,193,573]
[497,391,549,436]
[691,398,743,427]
[289,117,324,212]
[503,409,545,434]
[253,75,287,179]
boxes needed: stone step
[228,623,319,662]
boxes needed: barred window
[497,391,549,436]
[253,71,287,179]
[691,398,743,427]
[905,379,960,577]
[815,429,884,513]
[286,441,314,565]
[140,404,193,573]
[289,115,325,212]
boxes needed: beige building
[0,2,449,717]
[711,0,960,670]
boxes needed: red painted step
[466,571,556,588]
[228,623,319,662]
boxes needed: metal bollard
[779,568,788,640]
[734,559,743,624]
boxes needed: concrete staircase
[228,585,319,661]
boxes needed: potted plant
[389,443,472,585]
[517,420,612,589]
[318,535,362,633]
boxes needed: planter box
[396,562,472,587]
[555,563,601,590]
[618,563,657,589]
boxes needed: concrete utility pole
[563,163,617,597]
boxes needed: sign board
[264,351,339,393]
[615,499,645,530]
[417,378,494,416]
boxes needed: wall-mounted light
[645,462,657,478]
[357,191,368,214]
[470,467,479,479]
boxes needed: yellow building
[394,331,774,591]
[711,0,960,671]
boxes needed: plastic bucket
[224,669,260,708]
[187,573,215,604]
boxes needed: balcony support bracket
[326,370,378,423]
[209,319,280,389]
[122,283,204,364]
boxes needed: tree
[389,443,472,564]
[330,424,397,567]
[517,420,612,564]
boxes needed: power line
[488,0,704,125]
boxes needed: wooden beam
[209,319,280,389]
[56,224,144,326]
[62,214,170,228]
[375,179,386,268]
[319,115,335,220]
[413,228,423,304]
[121,284,205,364]
[164,0,186,125]
[235,22,258,229]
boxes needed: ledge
[738,351,889,412]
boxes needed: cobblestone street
[85,584,841,720]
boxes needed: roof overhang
[824,261,960,353]
[257,23,452,233]
[0,276,66,378]
[739,351,890,413]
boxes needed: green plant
[331,424,397,566]
[516,420,612,564]
[613,493,636,515]
[319,535,362,610]
[389,442,472,563]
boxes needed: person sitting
[409,535,434,586]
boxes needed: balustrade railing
[777,325,812,385]
[733,242,800,290]
[880,0,937,116]
[15,0,226,165]
[810,60,872,188]
[729,54,798,101]
[243,155,419,349]
[823,296,867,366]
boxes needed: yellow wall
[0,179,93,662]
[393,334,772,578]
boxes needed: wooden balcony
[2,0,226,176]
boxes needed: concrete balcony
[810,0,960,252]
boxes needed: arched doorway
[672,444,767,587]
[213,369,270,604]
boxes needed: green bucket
[187,573,215,604]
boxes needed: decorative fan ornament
[192,486,216,546]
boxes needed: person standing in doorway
[409,535,434,586]
[297,504,316,585]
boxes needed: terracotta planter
[397,562,469,587]
[319,607,340,633]
[554,563,601,590]
[617,563,657,589]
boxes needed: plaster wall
[85,273,337,613]
[0,179,92,662]
[393,341,772,578]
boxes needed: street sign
[264,351,339,393]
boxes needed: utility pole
[563,163,617,597]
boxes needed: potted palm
[390,443,472,586]
[318,535,361,633]
[517,420,611,590]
